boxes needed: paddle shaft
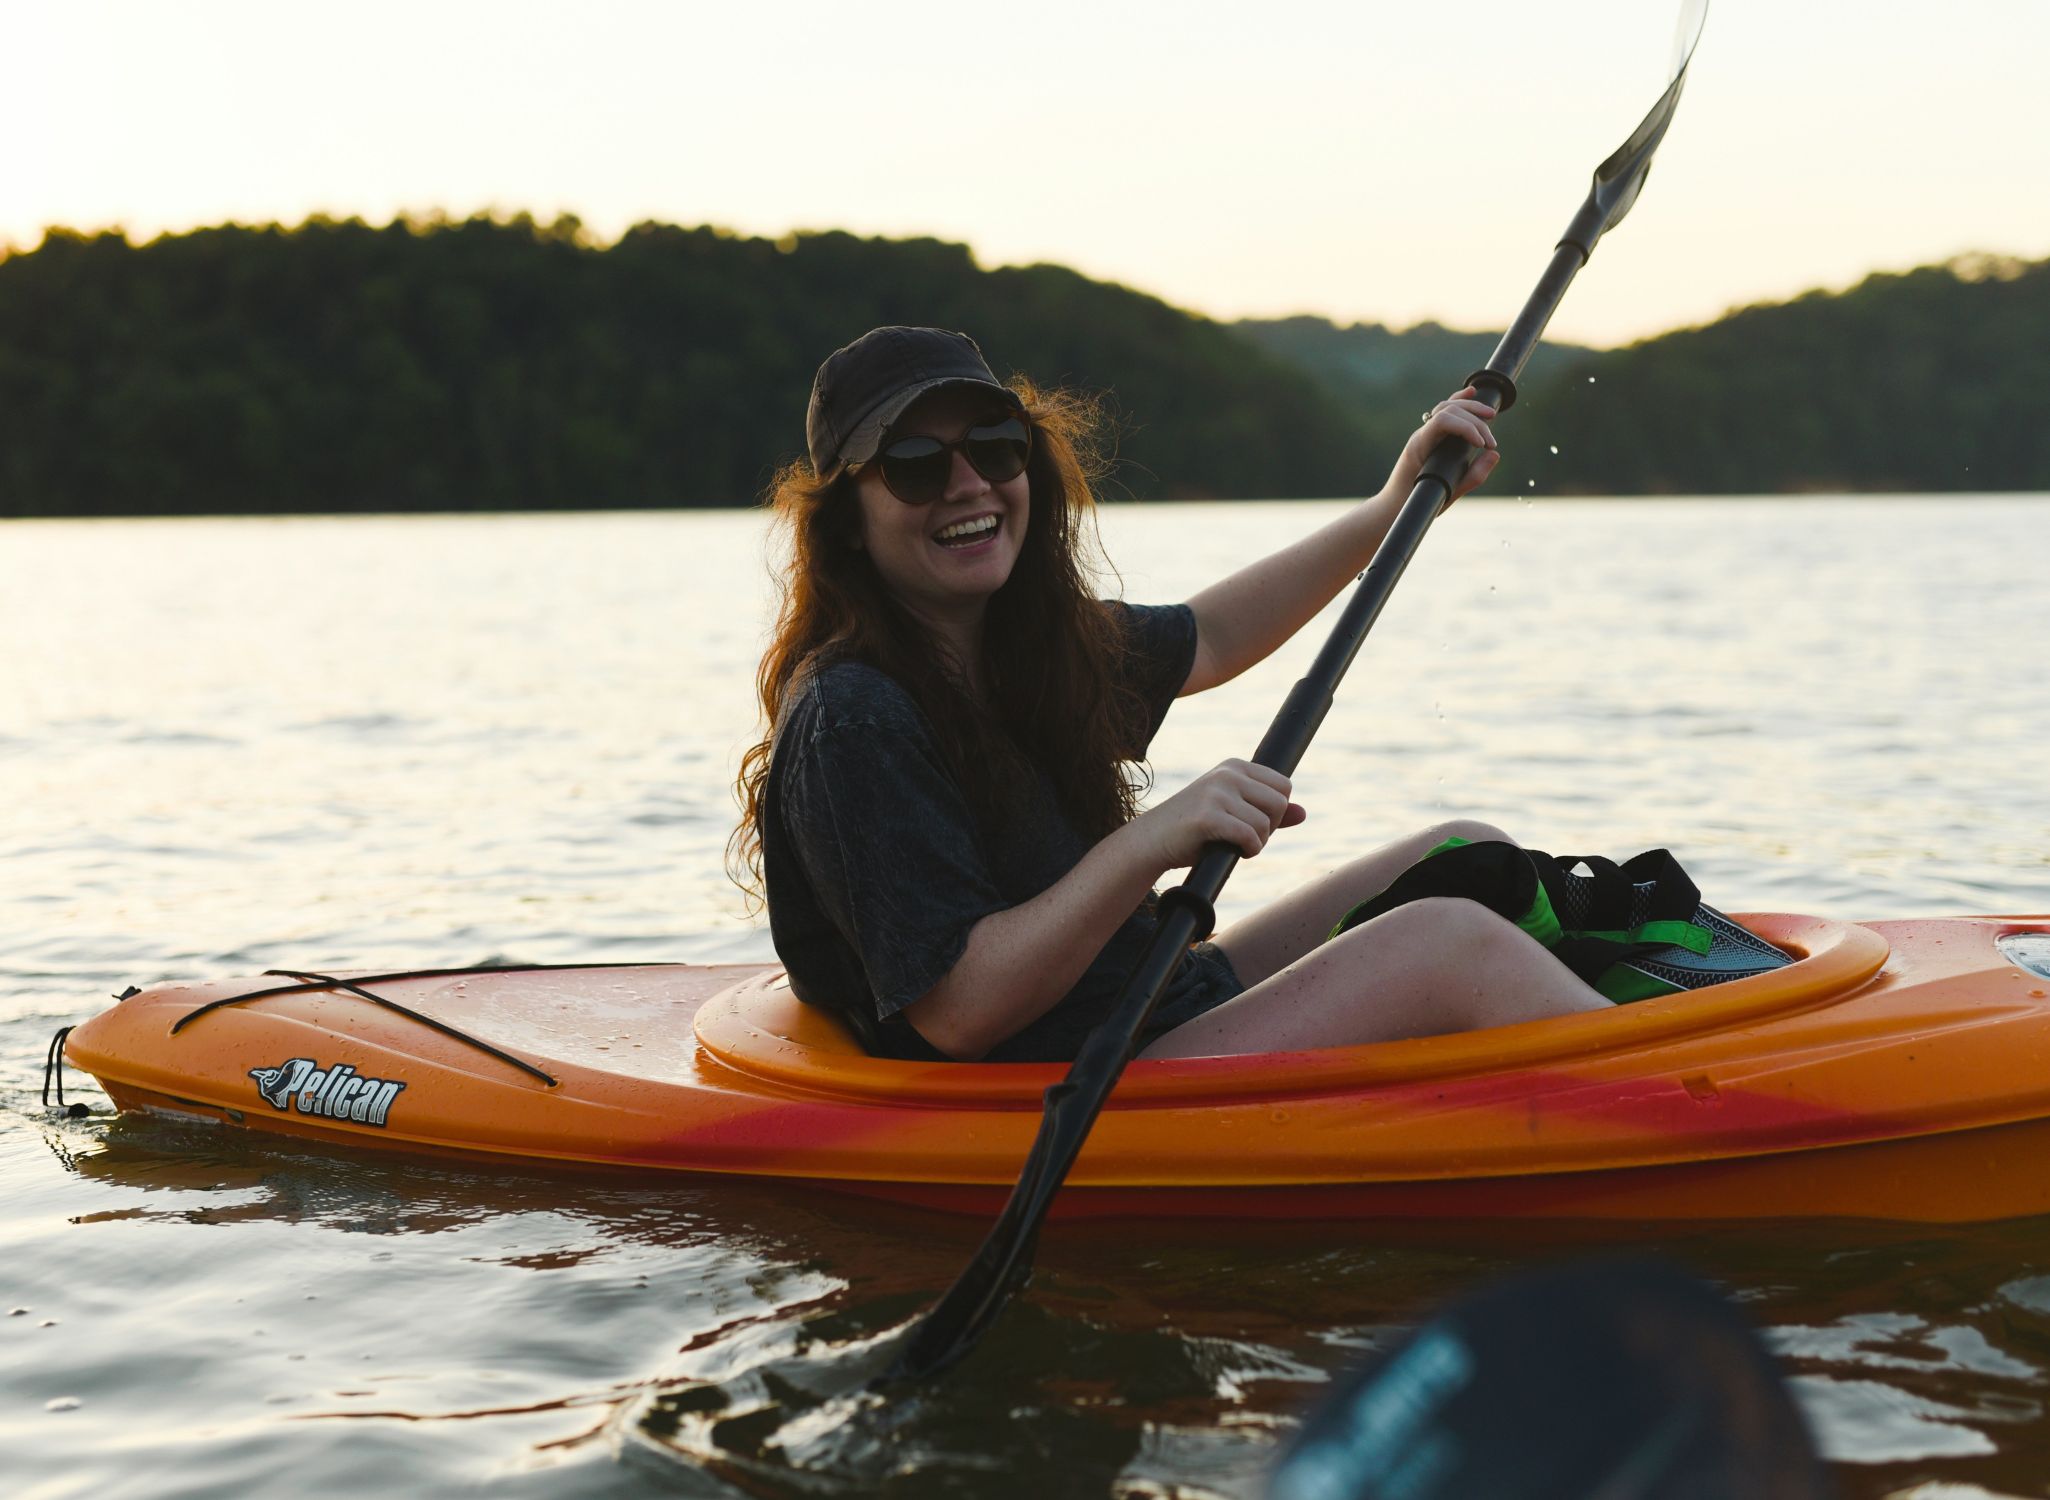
[888,239,1599,1381]
[1105,242,1593,938]
[893,1,1706,1383]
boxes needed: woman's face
[851,387,1030,629]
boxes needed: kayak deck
[62,912,2050,1222]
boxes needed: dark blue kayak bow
[887,1,1711,1385]
[1270,1258,1826,1500]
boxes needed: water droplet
[1587,376,1597,383]
[1526,479,1536,488]
[46,1397,82,1412]
[1549,445,1560,455]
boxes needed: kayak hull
[62,912,2050,1223]
[77,1078,2050,1224]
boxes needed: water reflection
[18,1087,2050,1497]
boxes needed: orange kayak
[61,912,2050,1223]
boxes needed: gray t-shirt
[762,602,1241,1063]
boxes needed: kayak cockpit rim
[695,912,1891,1106]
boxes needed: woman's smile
[933,511,1002,548]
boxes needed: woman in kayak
[733,326,1611,1063]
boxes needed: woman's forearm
[1180,394,1500,695]
[900,819,1169,1061]
[1182,487,1402,694]
[899,757,1297,1060]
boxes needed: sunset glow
[9,0,2049,345]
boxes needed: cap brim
[837,377,1023,468]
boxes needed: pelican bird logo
[249,1058,313,1110]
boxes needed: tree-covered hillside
[1512,255,2050,493]
[3,217,2044,515]
[0,215,1376,516]
[1234,315,1594,459]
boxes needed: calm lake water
[5,497,2049,1498]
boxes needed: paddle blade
[1569,0,1709,251]
[1270,1258,1828,1500]
[1669,0,1710,80]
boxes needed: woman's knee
[1356,894,1512,948]
[1420,817,1516,848]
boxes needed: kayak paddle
[888,0,1712,1384]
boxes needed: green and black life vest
[1330,838,1791,1002]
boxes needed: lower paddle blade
[1270,1258,1828,1500]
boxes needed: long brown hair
[729,379,1153,909]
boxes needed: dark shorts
[1136,941,1246,1048]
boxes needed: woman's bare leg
[1141,896,1608,1060]
[1212,818,1516,989]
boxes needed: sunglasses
[860,415,1032,505]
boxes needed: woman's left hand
[1384,388,1501,509]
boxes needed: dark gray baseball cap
[805,326,1023,475]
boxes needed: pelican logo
[248,1058,406,1127]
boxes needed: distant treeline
[2,216,2045,516]
[1230,315,1594,463]
[0,215,1367,515]
[1511,254,2050,494]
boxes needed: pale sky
[9,0,2049,347]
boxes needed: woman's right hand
[1385,387,1501,507]
[1130,759,1305,871]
